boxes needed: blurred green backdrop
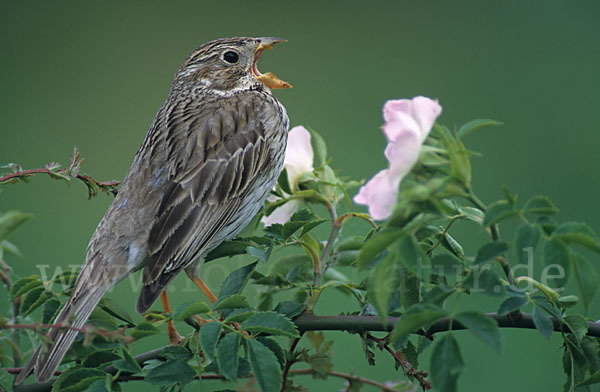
[1,1,600,391]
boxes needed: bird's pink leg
[160,291,184,345]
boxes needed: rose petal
[284,126,314,185]
[410,96,442,141]
[353,170,399,220]
[261,199,301,227]
[384,129,421,180]
[383,97,442,142]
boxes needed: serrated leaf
[497,295,529,315]
[146,359,195,386]
[219,261,258,300]
[473,241,509,265]
[51,368,106,392]
[20,286,50,315]
[205,239,252,262]
[273,301,304,319]
[277,167,293,194]
[157,345,193,361]
[572,254,598,314]
[430,254,463,277]
[241,311,299,338]
[308,127,327,167]
[257,337,285,368]
[455,311,501,353]
[175,301,210,321]
[463,268,505,296]
[441,232,465,260]
[456,118,502,138]
[42,298,61,323]
[396,234,429,282]
[113,348,143,374]
[367,254,398,324]
[483,202,519,226]
[83,350,120,368]
[225,308,256,323]
[200,322,222,360]
[214,294,249,311]
[99,297,135,326]
[542,237,571,289]
[430,334,464,392]
[247,339,283,392]
[532,305,553,340]
[552,222,600,253]
[217,333,241,380]
[514,222,541,265]
[390,304,447,344]
[0,210,32,243]
[577,370,600,387]
[10,275,42,299]
[563,314,588,343]
[248,244,272,262]
[356,229,404,270]
[130,321,160,340]
[522,195,558,215]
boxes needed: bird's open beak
[252,37,292,89]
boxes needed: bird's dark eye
[223,51,239,64]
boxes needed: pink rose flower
[354,97,442,220]
[262,126,314,227]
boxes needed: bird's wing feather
[136,93,277,312]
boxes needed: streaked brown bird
[16,36,291,384]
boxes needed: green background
[1,1,600,391]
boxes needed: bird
[15,36,291,384]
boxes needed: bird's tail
[15,283,107,384]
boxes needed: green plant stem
[466,190,500,240]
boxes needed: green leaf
[273,301,305,319]
[146,359,196,386]
[10,275,42,300]
[0,370,11,392]
[572,254,598,313]
[247,338,283,392]
[430,334,464,392]
[219,261,258,300]
[455,311,501,353]
[542,237,571,289]
[175,301,210,321]
[522,195,558,215]
[157,345,193,361]
[98,297,135,326]
[514,222,541,265]
[563,314,588,343]
[241,311,299,338]
[456,118,502,138]
[42,298,61,323]
[396,234,429,282]
[113,348,143,374]
[51,368,106,392]
[20,286,50,315]
[224,308,256,323]
[430,254,463,277]
[214,294,250,311]
[356,229,404,270]
[473,241,509,265]
[216,332,241,380]
[367,254,399,324]
[257,337,285,368]
[0,210,32,243]
[441,232,465,260]
[130,321,160,340]
[200,322,223,360]
[483,202,519,227]
[577,370,600,387]
[463,268,505,296]
[497,295,529,315]
[552,222,600,253]
[205,239,251,262]
[532,305,553,340]
[277,167,293,194]
[308,127,328,167]
[390,304,447,344]
[83,350,120,368]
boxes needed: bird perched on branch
[16,36,291,384]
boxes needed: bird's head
[175,36,292,93]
